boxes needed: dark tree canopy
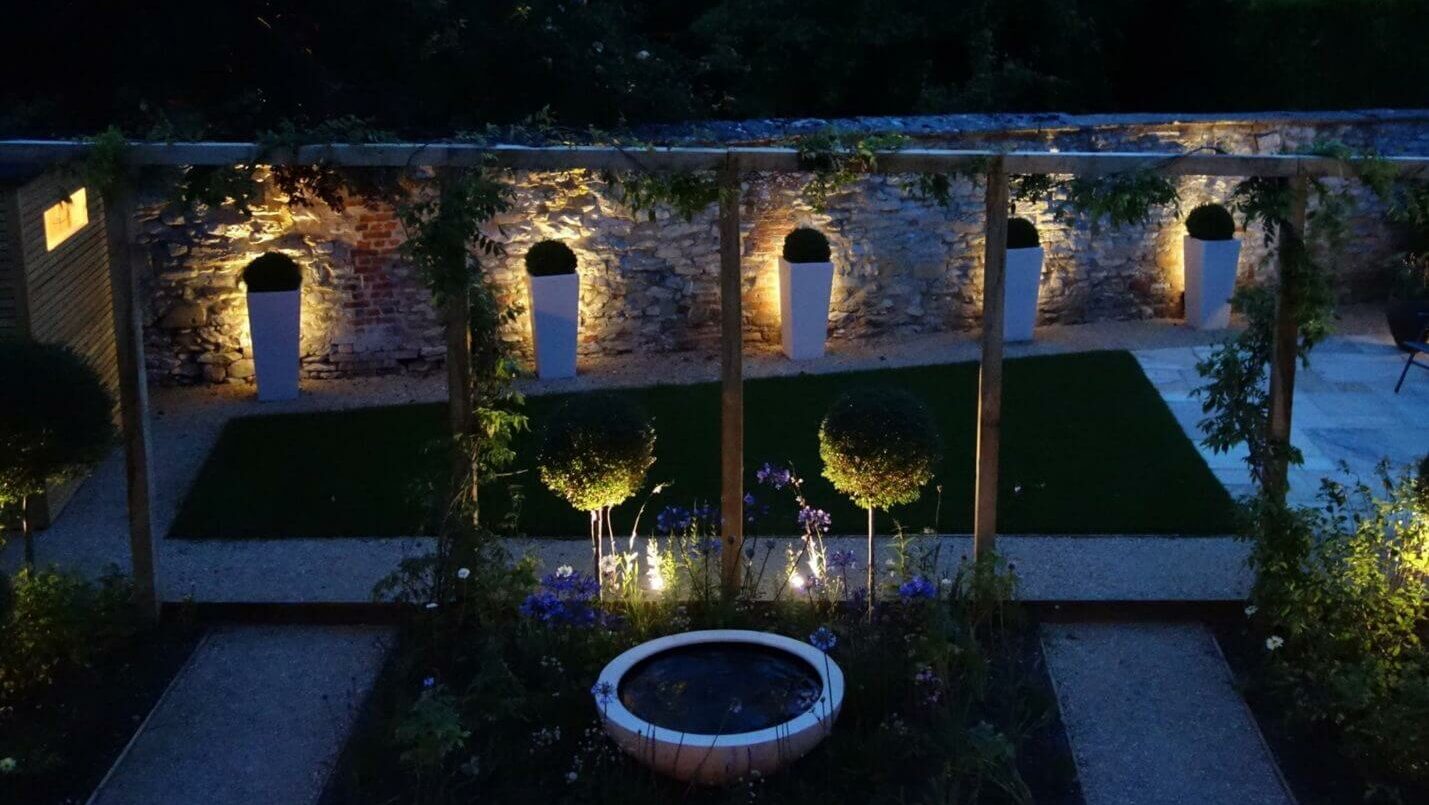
[0,341,115,506]
[2,1,1427,139]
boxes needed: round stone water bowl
[593,629,844,785]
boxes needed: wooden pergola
[4,138,1428,612]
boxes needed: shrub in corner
[0,340,115,562]
[783,228,831,264]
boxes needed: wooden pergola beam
[3,140,1429,178]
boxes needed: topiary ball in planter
[526,240,580,378]
[526,240,578,277]
[819,388,941,511]
[1006,218,1040,250]
[1004,218,1044,342]
[1185,204,1236,241]
[242,252,303,401]
[538,394,656,514]
[779,228,835,361]
[783,228,831,264]
[242,252,303,292]
[1182,204,1242,330]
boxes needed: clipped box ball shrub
[241,252,303,292]
[1185,204,1236,241]
[0,340,115,562]
[538,394,656,515]
[820,388,941,605]
[1006,218,1040,249]
[783,228,832,264]
[525,240,579,276]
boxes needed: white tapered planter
[778,258,835,360]
[247,290,300,401]
[1184,237,1242,329]
[1004,246,1044,342]
[528,272,579,379]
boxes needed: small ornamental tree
[819,388,941,610]
[538,394,656,578]
[0,341,115,565]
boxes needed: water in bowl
[618,642,823,734]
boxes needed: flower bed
[0,569,200,804]
[326,525,1082,804]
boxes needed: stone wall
[138,111,1429,384]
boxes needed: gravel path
[89,625,392,805]
[1042,621,1291,805]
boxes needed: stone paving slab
[1134,320,1429,508]
[1041,622,1291,805]
[90,625,393,805]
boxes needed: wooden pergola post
[445,284,475,519]
[1264,174,1310,501]
[974,157,1009,558]
[102,181,159,618]
[718,154,744,594]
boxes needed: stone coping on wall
[635,108,1429,149]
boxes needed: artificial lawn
[168,350,1237,539]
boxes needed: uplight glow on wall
[43,188,89,251]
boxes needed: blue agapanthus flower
[520,567,601,628]
[656,505,693,534]
[898,576,938,600]
[756,463,793,490]
[827,549,857,571]
[590,680,616,705]
[798,506,831,534]
[809,626,838,652]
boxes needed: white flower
[457,567,471,580]
[940,578,951,587]
[555,565,574,579]
[565,771,579,783]
[885,558,896,568]
[635,49,650,60]
[424,602,439,610]
[1265,636,1285,651]
[1244,604,1257,617]
[0,757,16,774]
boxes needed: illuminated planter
[778,258,835,360]
[594,629,844,785]
[1184,237,1242,329]
[247,290,301,401]
[1004,246,1044,342]
[242,253,303,402]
